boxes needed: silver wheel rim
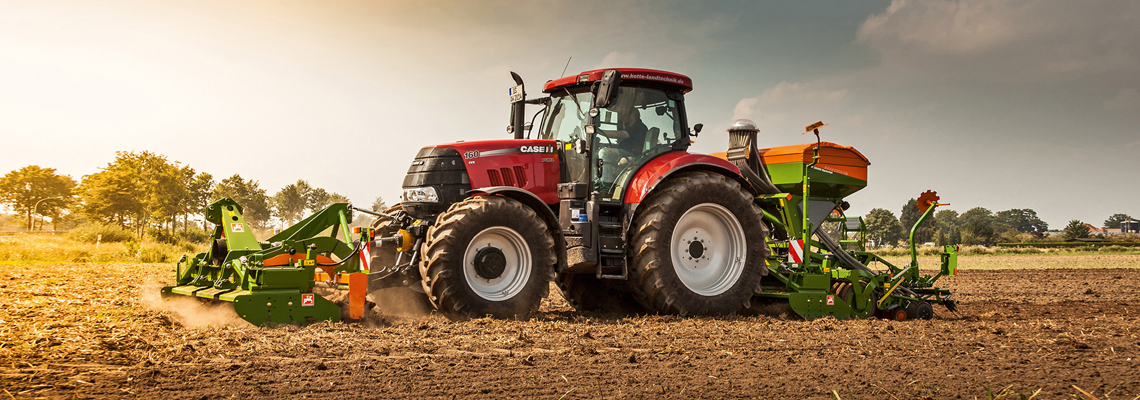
[463,226,532,301]
[670,203,747,296]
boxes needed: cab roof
[543,68,693,94]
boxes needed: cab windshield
[541,86,683,199]
[541,89,591,143]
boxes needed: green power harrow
[160,198,389,325]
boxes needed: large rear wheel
[627,171,768,315]
[420,196,556,320]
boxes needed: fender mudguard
[467,186,567,272]
[623,152,751,215]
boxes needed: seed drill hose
[815,231,919,297]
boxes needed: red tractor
[369,68,769,319]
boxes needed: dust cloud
[138,281,252,328]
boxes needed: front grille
[487,166,527,188]
[401,147,470,219]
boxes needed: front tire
[627,171,768,315]
[420,196,556,320]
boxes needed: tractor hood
[401,140,562,219]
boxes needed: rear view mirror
[593,70,622,108]
[692,123,703,137]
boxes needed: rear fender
[623,153,750,216]
[467,186,567,272]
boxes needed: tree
[994,209,1048,235]
[0,166,77,230]
[933,209,961,245]
[371,196,388,212]
[78,151,184,237]
[864,208,903,248]
[185,173,215,231]
[212,174,271,230]
[959,207,996,246]
[326,192,350,206]
[272,180,309,225]
[306,187,350,212]
[899,198,936,244]
[306,187,331,212]
[1104,213,1135,229]
[1063,220,1091,240]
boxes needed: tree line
[0,151,386,237]
[862,199,1135,247]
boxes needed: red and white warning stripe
[358,240,372,271]
[788,240,805,263]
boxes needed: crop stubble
[1,256,1138,399]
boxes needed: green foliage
[0,165,77,230]
[78,151,212,238]
[66,222,133,243]
[933,209,961,246]
[1104,213,1134,229]
[212,174,271,230]
[306,187,350,212]
[0,234,200,263]
[272,180,309,225]
[271,180,352,226]
[995,209,1048,235]
[899,198,936,244]
[959,207,996,246]
[1063,220,1091,240]
[146,227,179,245]
[864,208,903,247]
[371,196,388,212]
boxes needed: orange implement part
[759,142,870,182]
[261,254,336,267]
[348,272,367,320]
[758,141,869,165]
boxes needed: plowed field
[2,261,1138,399]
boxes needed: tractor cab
[539,69,696,201]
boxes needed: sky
[1,0,1138,229]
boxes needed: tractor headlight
[402,187,440,203]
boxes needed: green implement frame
[750,132,958,321]
[161,198,375,326]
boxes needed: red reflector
[353,227,361,233]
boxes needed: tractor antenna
[560,57,572,77]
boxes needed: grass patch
[869,244,1140,257]
[877,253,1140,270]
[0,233,205,264]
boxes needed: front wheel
[419,196,556,320]
[627,171,769,315]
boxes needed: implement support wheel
[914,302,934,320]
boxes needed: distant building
[1083,223,1104,234]
[1123,220,1140,234]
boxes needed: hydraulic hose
[815,231,920,298]
[815,231,877,276]
[316,241,361,267]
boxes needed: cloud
[732,81,854,134]
[855,0,1140,84]
[595,51,638,69]
[1104,88,1140,111]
